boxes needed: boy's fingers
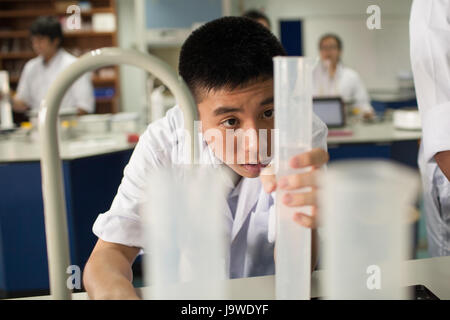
[293,213,315,228]
[290,148,329,169]
[278,170,317,190]
[282,189,317,207]
[293,208,318,229]
[260,165,276,193]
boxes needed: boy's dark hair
[30,16,64,47]
[179,16,285,102]
[319,33,343,51]
[242,9,271,28]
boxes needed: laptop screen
[313,97,345,128]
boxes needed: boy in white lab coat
[83,17,329,299]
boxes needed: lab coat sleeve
[69,72,95,113]
[410,0,450,164]
[92,112,175,248]
[15,62,32,106]
[351,72,373,114]
[267,114,328,243]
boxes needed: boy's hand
[260,148,329,228]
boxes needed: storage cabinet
[0,0,120,114]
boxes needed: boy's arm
[435,151,450,181]
[83,239,141,300]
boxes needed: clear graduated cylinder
[320,161,419,299]
[273,57,315,300]
[142,166,228,299]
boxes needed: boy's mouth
[240,163,268,175]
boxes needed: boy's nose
[236,126,259,164]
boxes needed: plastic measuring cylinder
[320,160,419,299]
[273,56,315,300]
[143,165,228,299]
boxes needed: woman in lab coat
[312,33,375,119]
[13,16,94,116]
[410,0,450,257]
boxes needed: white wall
[236,0,413,91]
[117,0,147,113]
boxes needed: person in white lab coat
[13,16,94,116]
[242,9,271,30]
[410,0,450,257]
[83,17,329,300]
[313,33,375,119]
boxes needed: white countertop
[327,121,421,145]
[0,133,137,163]
[370,90,416,102]
[11,256,450,300]
[0,121,421,163]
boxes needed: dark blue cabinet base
[0,149,133,298]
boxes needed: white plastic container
[142,165,228,299]
[393,109,421,131]
[0,70,14,129]
[320,160,419,299]
[76,114,111,134]
[273,56,315,300]
[110,112,139,133]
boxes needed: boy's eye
[222,118,238,127]
[262,109,274,119]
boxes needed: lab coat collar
[318,60,343,75]
[231,177,261,242]
[184,119,260,241]
[41,48,64,68]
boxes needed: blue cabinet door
[0,149,133,298]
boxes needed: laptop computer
[313,97,346,128]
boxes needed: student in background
[242,9,271,30]
[313,33,375,120]
[14,16,94,116]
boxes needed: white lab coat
[313,61,374,114]
[16,48,95,114]
[92,105,328,278]
[410,0,450,256]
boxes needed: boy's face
[197,79,274,178]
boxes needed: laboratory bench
[0,133,137,298]
[12,255,450,300]
[0,119,422,298]
[327,120,421,168]
[370,90,418,115]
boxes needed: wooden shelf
[9,75,19,83]
[9,75,117,85]
[92,76,116,85]
[0,51,35,59]
[0,30,29,38]
[96,96,116,102]
[64,31,115,37]
[0,8,114,18]
[0,30,114,38]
